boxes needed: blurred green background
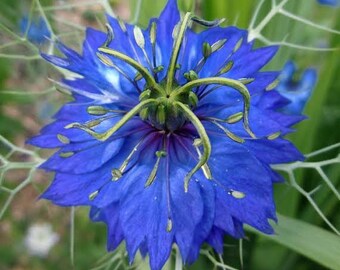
[0,0,339,269]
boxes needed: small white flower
[24,223,59,257]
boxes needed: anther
[212,121,245,144]
[217,61,233,75]
[211,39,227,53]
[203,42,212,58]
[96,52,114,66]
[59,151,74,158]
[226,112,243,124]
[134,72,143,82]
[184,70,199,81]
[87,106,109,116]
[233,38,244,53]
[89,190,99,201]
[153,65,164,73]
[239,78,255,85]
[167,218,173,232]
[228,189,246,199]
[145,150,167,187]
[266,79,279,91]
[111,169,123,181]
[133,26,145,49]
[118,18,127,33]
[57,134,70,144]
[267,131,281,140]
[150,22,157,45]
[139,89,151,101]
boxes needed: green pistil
[172,77,256,139]
[175,101,212,192]
[166,12,193,94]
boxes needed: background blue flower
[28,1,305,269]
[317,0,340,6]
[276,61,317,115]
[19,16,51,45]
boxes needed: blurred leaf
[248,214,340,270]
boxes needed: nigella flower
[20,16,51,45]
[317,0,340,7]
[29,1,305,269]
[276,61,317,115]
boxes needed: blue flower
[317,0,340,6]
[276,61,317,115]
[29,1,304,269]
[20,16,51,45]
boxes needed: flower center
[66,12,255,193]
[138,81,198,132]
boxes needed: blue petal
[209,140,276,234]
[90,204,124,251]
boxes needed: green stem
[173,77,255,138]
[98,47,163,95]
[166,12,192,94]
[68,99,156,141]
[175,101,211,192]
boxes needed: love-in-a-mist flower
[20,16,51,45]
[317,0,340,7]
[276,61,317,115]
[29,1,305,269]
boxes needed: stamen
[184,70,199,81]
[145,150,167,187]
[150,22,159,81]
[87,106,109,116]
[174,101,211,192]
[57,134,70,144]
[167,218,173,232]
[100,25,163,94]
[216,61,233,76]
[195,39,228,74]
[228,189,246,199]
[66,114,119,131]
[89,190,99,201]
[139,89,151,101]
[267,131,281,140]
[59,151,74,158]
[211,121,245,143]
[211,39,228,53]
[96,52,142,93]
[233,37,244,53]
[238,78,255,85]
[133,26,145,49]
[203,42,212,58]
[133,25,154,73]
[266,79,280,91]
[119,138,146,174]
[226,112,244,124]
[111,169,122,181]
[86,106,127,116]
